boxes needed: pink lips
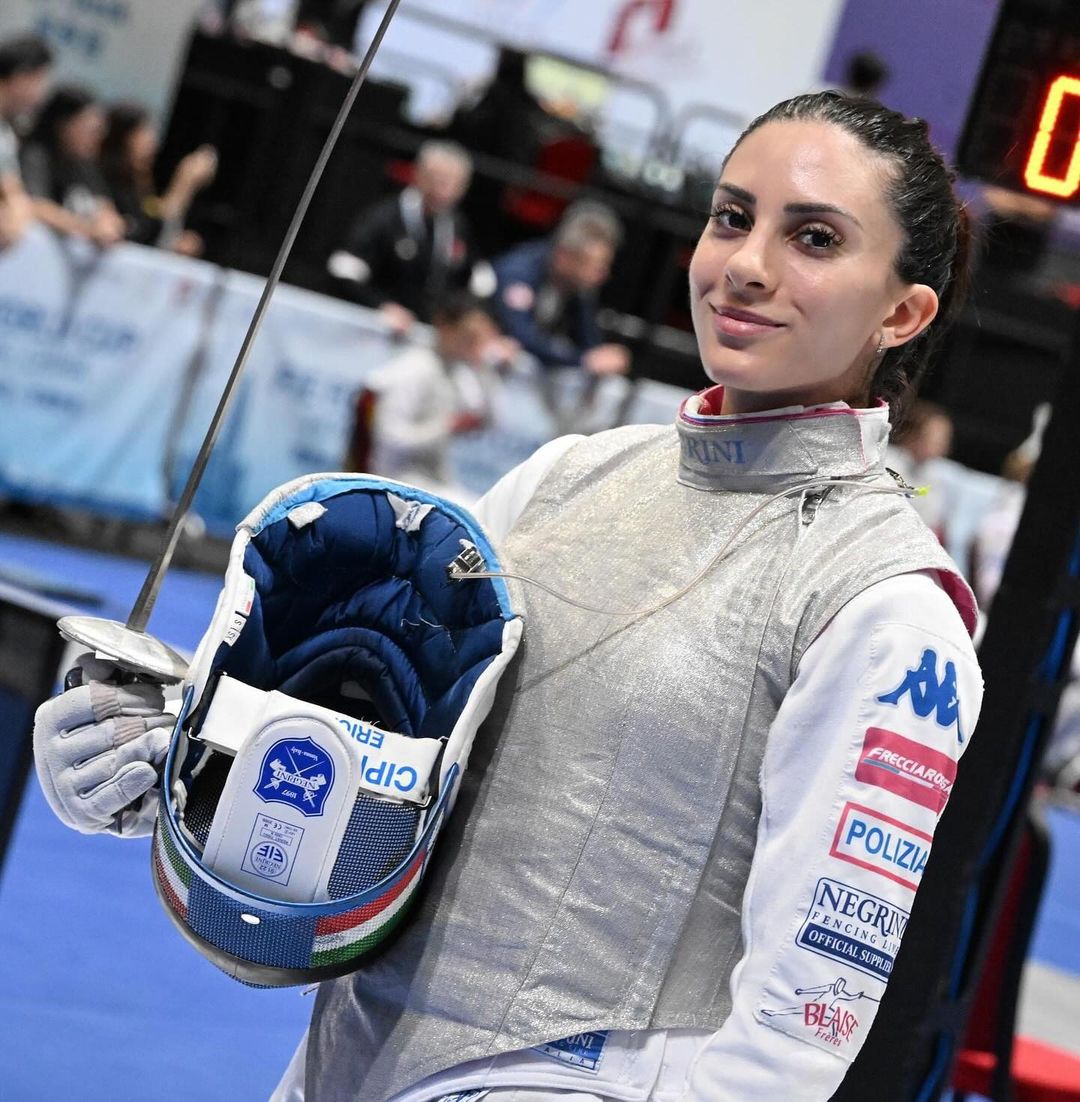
[710,304,785,338]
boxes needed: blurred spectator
[978,184,1057,277]
[20,85,125,246]
[449,47,567,165]
[101,103,217,255]
[345,292,509,497]
[971,404,1080,784]
[328,140,488,336]
[843,50,890,99]
[492,199,629,377]
[0,34,52,250]
[294,0,370,50]
[972,403,1049,610]
[227,0,299,44]
[885,400,953,538]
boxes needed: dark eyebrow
[715,183,863,229]
[716,182,756,205]
[784,201,863,228]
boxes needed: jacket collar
[676,385,892,493]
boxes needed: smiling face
[689,119,938,414]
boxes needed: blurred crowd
[0,34,217,256]
[3,18,1078,791]
[0,28,633,496]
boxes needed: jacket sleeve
[18,143,53,199]
[329,200,397,308]
[679,570,984,1101]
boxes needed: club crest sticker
[254,737,334,817]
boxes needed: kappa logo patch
[877,647,964,741]
[533,1031,608,1072]
[796,877,909,982]
[829,802,932,891]
[856,727,956,814]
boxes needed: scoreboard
[958,0,1080,202]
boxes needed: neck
[720,382,868,416]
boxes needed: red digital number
[1024,75,1080,198]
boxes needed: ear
[881,283,939,350]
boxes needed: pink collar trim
[680,385,889,427]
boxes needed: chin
[699,346,771,389]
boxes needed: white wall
[363,0,846,141]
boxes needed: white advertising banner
[0,226,216,517]
[0,0,205,121]
[168,268,399,526]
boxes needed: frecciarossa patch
[829,802,932,891]
[855,727,956,814]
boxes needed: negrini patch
[533,1032,608,1073]
[254,736,335,817]
[796,877,909,981]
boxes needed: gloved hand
[33,653,174,836]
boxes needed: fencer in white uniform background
[34,91,983,1102]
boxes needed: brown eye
[710,204,751,232]
[797,224,841,251]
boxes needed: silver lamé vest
[307,406,974,1102]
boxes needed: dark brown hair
[726,91,971,419]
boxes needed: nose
[724,229,773,295]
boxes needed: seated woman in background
[19,84,124,246]
[101,103,217,256]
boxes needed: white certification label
[241,814,305,887]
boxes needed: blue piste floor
[0,531,1077,1101]
[1030,806,1080,976]
[0,532,311,1102]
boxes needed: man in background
[493,200,631,432]
[0,34,52,250]
[492,199,629,378]
[328,140,489,336]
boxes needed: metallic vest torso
[307,412,970,1102]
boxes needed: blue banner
[0,227,696,532]
[0,227,217,518]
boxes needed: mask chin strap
[448,476,925,618]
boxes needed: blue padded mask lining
[211,488,507,742]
